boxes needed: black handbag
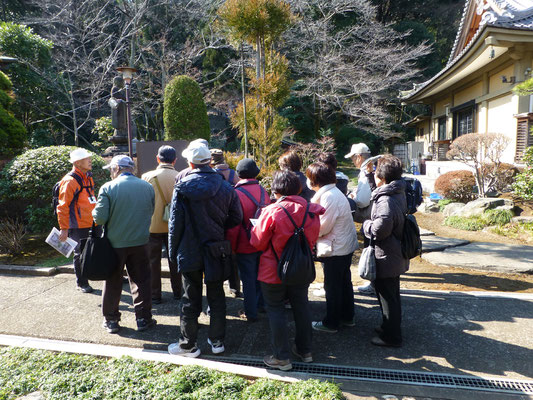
[80,223,118,280]
[185,199,232,282]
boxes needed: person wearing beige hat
[56,148,98,293]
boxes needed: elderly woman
[362,155,409,347]
[250,170,324,371]
[278,150,314,202]
[306,162,358,333]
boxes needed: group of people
[56,140,409,371]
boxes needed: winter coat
[57,167,96,230]
[141,163,178,233]
[311,184,358,257]
[168,165,242,274]
[226,179,268,254]
[213,163,239,186]
[250,195,325,284]
[295,171,315,202]
[362,179,409,278]
[335,171,349,195]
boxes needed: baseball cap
[69,148,92,163]
[157,145,176,163]
[181,142,211,165]
[103,154,135,169]
[190,138,209,148]
[344,143,371,159]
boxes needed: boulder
[443,202,466,217]
[455,198,514,217]
[512,216,533,224]
[419,201,440,213]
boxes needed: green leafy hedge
[0,347,344,400]
[0,146,108,232]
[513,146,533,200]
[164,75,210,141]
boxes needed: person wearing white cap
[175,139,210,183]
[56,148,98,293]
[93,154,157,334]
[167,141,242,358]
[345,143,378,295]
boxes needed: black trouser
[260,282,312,360]
[69,226,99,287]
[228,255,240,294]
[179,270,226,348]
[102,244,152,322]
[374,276,402,344]
[148,233,182,300]
[321,253,354,329]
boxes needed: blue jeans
[236,252,264,319]
[260,282,312,360]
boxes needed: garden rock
[443,202,465,217]
[419,201,440,213]
[456,198,514,217]
[421,236,469,253]
[512,216,533,223]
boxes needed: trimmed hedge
[434,170,476,203]
[164,75,210,141]
[0,146,108,232]
[0,71,26,155]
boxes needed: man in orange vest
[57,148,98,293]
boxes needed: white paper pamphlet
[45,227,78,257]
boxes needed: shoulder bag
[80,222,118,280]
[358,235,376,281]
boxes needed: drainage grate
[208,357,533,395]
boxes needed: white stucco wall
[487,94,518,163]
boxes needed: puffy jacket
[57,167,96,230]
[168,165,242,274]
[226,179,268,254]
[311,184,358,257]
[142,164,178,233]
[250,195,324,284]
[362,179,409,278]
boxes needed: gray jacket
[362,179,409,278]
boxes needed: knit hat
[236,158,260,179]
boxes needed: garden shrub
[224,151,245,171]
[0,217,25,255]
[438,199,453,212]
[513,146,533,200]
[434,170,476,203]
[482,162,519,193]
[0,146,108,232]
[481,209,513,226]
[164,75,210,141]
[0,71,26,156]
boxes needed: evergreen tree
[0,71,26,155]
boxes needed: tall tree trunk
[240,42,249,158]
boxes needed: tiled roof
[402,0,533,100]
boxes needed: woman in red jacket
[250,170,324,371]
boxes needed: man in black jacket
[167,142,242,358]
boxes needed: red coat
[226,179,268,254]
[250,195,325,284]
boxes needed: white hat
[190,138,209,148]
[181,142,211,165]
[69,148,92,163]
[103,154,135,169]
[344,143,371,159]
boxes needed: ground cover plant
[444,209,513,231]
[0,347,344,400]
[491,221,533,243]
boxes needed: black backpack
[271,202,316,285]
[236,184,268,239]
[52,172,91,215]
[401,213,422,259]
[404,177,423,214]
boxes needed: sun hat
[181,142,212,165]
[344,143,371,159]
[103,154,135,169]
[69,148,92,163]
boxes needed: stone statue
[108,76,128,144]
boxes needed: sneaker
[291,344,313,363]
[77,285,93,293]
[207,338,225,354]
[341,318,356,327]
[263,355,292,371]
[229,288,243,298]
[102,319,120,334]
[371,336,402,348]
[312,321,338,333]
[357,283,375,295]
[136,318,157,331]
[168,342,201,358]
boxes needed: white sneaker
[357,283,375,295]
[207,338,225,354]
[168,342,201,358]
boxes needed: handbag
[185,199,232,282]
[80,223,118,280]
[153,177,171,222]
[358,235,376,281]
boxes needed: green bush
[513,146,533,200]
[438,199,453,212]
[0,146,108,232]
[0,71,26,155]
[481,209,513,226]
[164,75,210,141]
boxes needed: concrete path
[422,242,533,274]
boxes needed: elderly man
[93,155,156,334]
[168,142,242,358]
[142,145,181,304]
[56,148,99,293]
